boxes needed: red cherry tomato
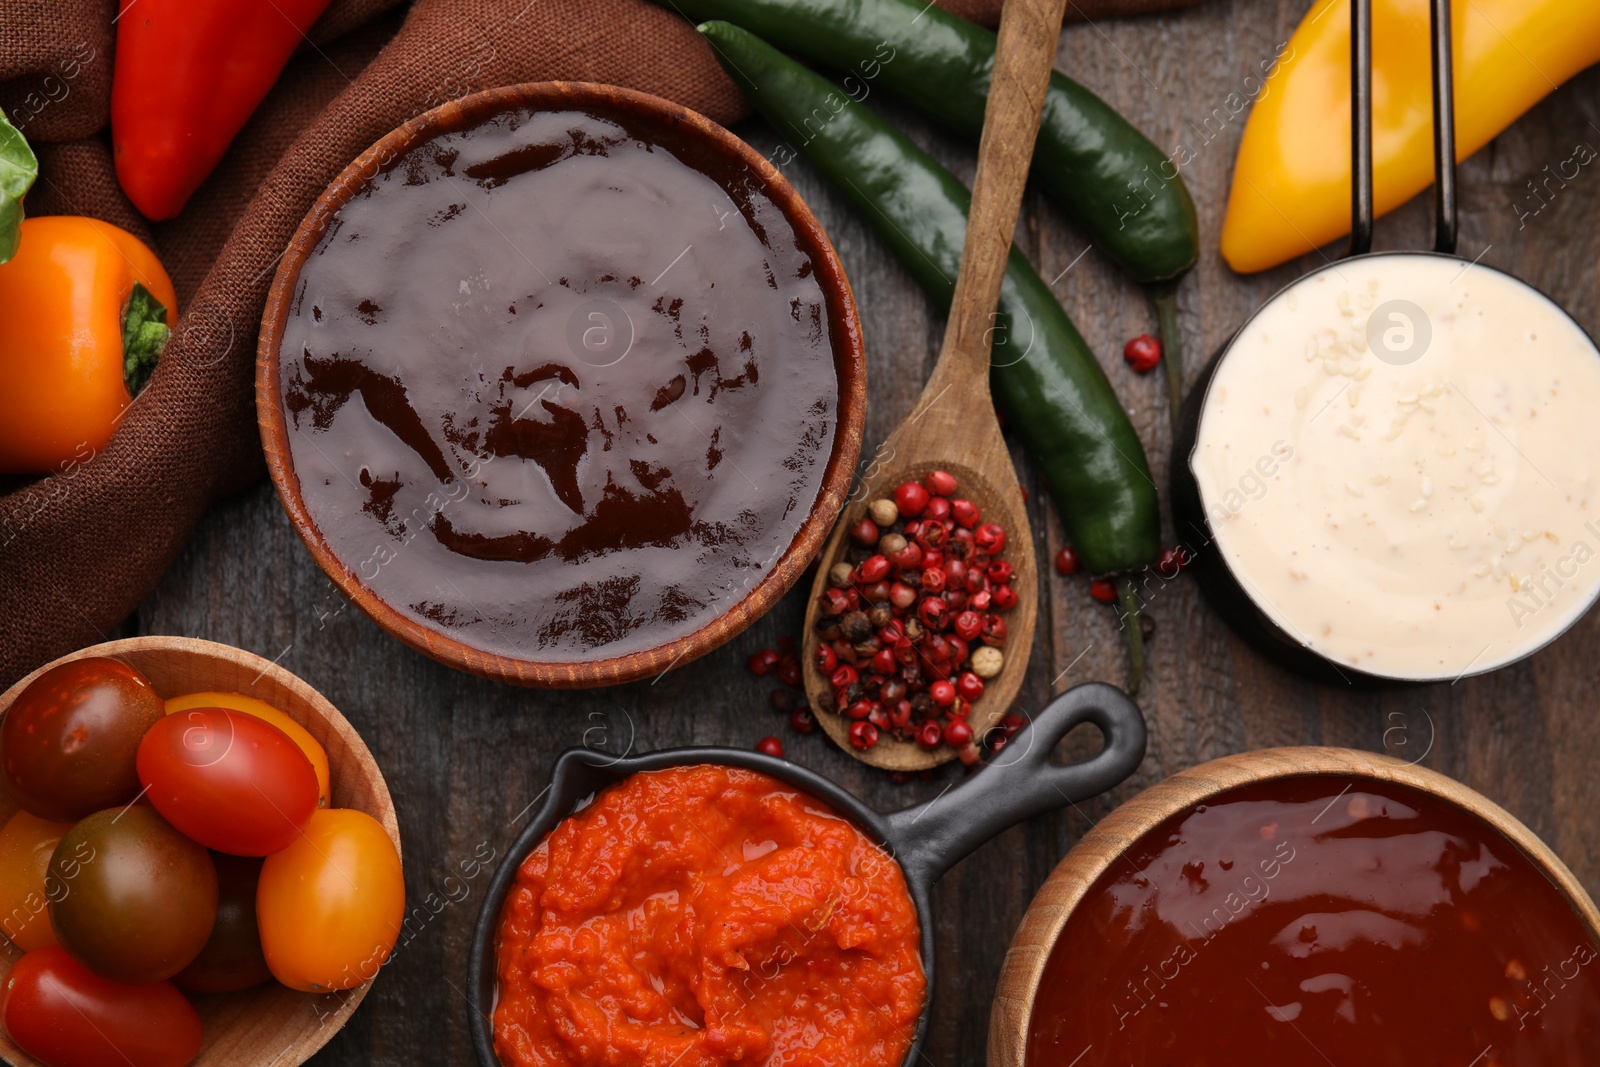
[0,946,202,1067]
[136,707,318,856]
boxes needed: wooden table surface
[123,1,1600,1062]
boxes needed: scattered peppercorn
[790,706,817,734]
[811,471,1020,757]
[945,719,973,748]
[868,497,899,527]
[1054,545,1081,575]
[849,720,880,750]
[849,518,880,546]
[1123,333,1162,373]
[893,480,930,518]
[748,648,780,675]
[1090,578,1117,603]
[756,736,785,757]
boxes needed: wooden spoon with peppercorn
[800,0,1063,770]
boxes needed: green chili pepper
[700,20,1160,581]
[669,0,1196,285]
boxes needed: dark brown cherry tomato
[137,707,318,856]
[0,945,202,1067]
[173,852,271,993]
[49,806,217,984]
[0,658,165,822]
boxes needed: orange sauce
[494,765,925,1067]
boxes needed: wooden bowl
[988,747,1600,1066]
[0,636,400,1067]
[257,82,867,689]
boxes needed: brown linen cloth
[0,0,1200,687]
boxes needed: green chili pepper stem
[1116,575,1146,696]
[1153,282,1184,427]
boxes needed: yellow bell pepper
[1220,0,1600,274]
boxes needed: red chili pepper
[112,0,336,220]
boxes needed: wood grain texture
[0,637,399,1067]
[986,747,1600,1066]
[801,0,1060,769]
[256,82,867,690]
[99,1,1600,1063]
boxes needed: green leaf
[122,282,170,395]
[0,108,38,266]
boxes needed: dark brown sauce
[280,107,839,660]
[1027,776,1600,1066]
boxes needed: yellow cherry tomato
[257,809,403,992]
[164,691,330,809]
[0,810,72,950]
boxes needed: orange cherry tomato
[257,809,403,992]
[164,691,331,809]
[0,810,71,950]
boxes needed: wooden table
[131,2,1600,1062]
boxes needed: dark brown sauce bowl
[988,748,1600,1066]
[257,83,866,688]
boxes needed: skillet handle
[882,682,1146,890]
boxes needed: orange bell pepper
[1221,0,1600,274]
[0,216,176,474]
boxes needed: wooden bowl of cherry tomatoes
[0,636,403,1067]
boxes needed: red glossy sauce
[1027,776,1600,1066]
[494,766,925,1067]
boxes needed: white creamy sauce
[1193,254,1600,679]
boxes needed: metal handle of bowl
[882,682,1147,890]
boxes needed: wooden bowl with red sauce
[992,747,1600,1066]
[258,83,866,688]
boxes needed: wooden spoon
[801,0,1067,770]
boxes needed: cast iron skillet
[468,682,1145,1066]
